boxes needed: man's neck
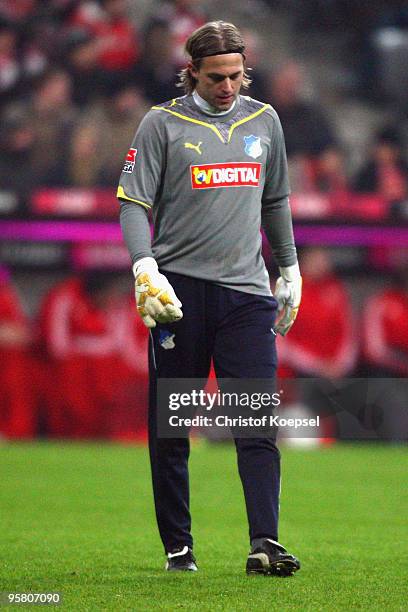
[192,90,236,116]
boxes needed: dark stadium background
[1,0,408,443]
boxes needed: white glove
[133,257,183,328]
[274,262,302,336]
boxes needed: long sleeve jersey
[118,93,297,296]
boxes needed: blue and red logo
[123,148,137,173]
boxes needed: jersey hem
[158,265,273,297]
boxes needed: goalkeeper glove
[274,262,302,336]
[133,257,183,328]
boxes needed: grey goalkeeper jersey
[118,94,297,296]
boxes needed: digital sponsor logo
[123,148,137,173]
[191,162,261,189]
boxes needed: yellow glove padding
[134,258,183,329]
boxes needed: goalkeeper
[118,21,302,575]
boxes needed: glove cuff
[279,261,301,282]
[133,257,158,279]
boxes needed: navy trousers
[148,271,281,552]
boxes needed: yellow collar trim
[151,106,224,142]
[227,104,271,142]
[151,103,271,144]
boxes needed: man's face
[190,53,244,111]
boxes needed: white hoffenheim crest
[159,329,175,350]
[244,135,262,159]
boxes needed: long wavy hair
[176,21,252,95]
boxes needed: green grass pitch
[1,441,407,611]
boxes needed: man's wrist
[133,257,158,279]
[279,261,301,282]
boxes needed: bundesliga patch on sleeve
[123,148,137,173]
[191,162,261,189]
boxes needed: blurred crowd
[265,60,408,216]
[0,265,149,441]
[288,0,408,106]
[2,246,408,441]
[1,0,408,212]
[0,0,206,197]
